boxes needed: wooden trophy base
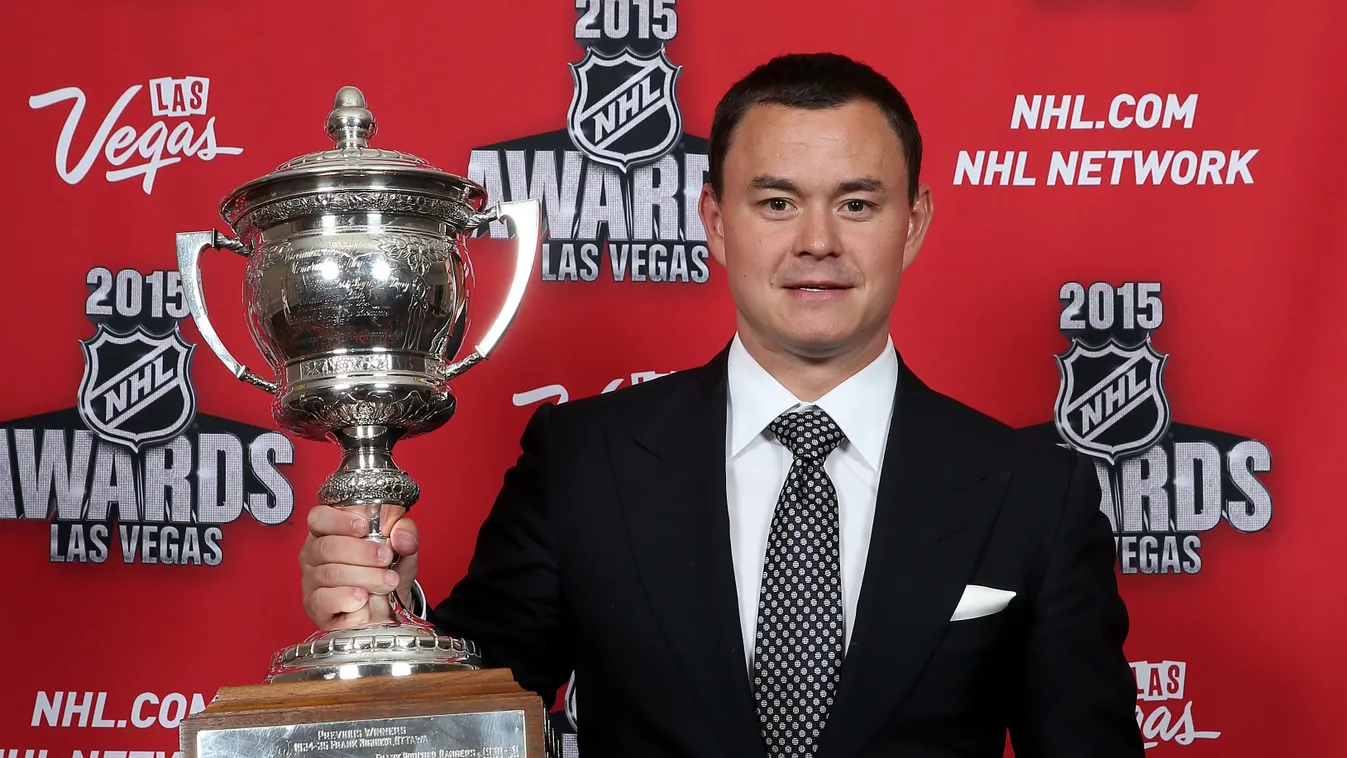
[180,668,545,758]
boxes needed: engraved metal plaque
[196,710,527,758]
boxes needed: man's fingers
[391,552,420,604]
[390,517,419,556]
[311,562,401,594]
[314,592,396,629]
[307,586,369,622]
[300,534,393,570]
[320,604,376,631]
[306,505,369,538]
[303,505,419,558]
[375,503,409,533]
[298,506,419,629]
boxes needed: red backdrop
[3,1,1344,756]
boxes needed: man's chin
[774,331,857,361]
[764,320,894,362]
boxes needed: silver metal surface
[176,230,279,394]
[196,709,527,758]
[267,611,483,682]
[175,85,541,682]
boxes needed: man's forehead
[750,175,888,194]
[725,102,908,187]
[740,100,872,132]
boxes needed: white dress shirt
[725,333,899,670]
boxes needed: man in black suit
[300,53,1144,757]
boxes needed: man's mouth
[785,282,851,292]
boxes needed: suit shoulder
[923,384,1082,481]
[535,363,707,431]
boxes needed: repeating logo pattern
[78,324,196,453]
[1026,281,1274,575]
[568,47,683,171]
[1054,337,1170,464]
[0,266,294,566]
[468,0,711,284]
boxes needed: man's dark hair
[707,52,923,204]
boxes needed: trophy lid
[219,86,488,235]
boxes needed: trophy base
[268,612,483,683]
[180,668,545,758]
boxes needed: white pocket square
[950,585,1016,622]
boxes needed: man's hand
[299,505,420,629]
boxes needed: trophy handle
[443,199,541,381]
[175,230,280,394]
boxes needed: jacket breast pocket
[939,610,1011,652]
[929,593,1024,683]
[913,609,1020,707]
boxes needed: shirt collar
[726,333,899,470]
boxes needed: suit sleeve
[429,402,572,707]
[1007,453,1146,757]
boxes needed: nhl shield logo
[78,324,197,452]
[567,47,683,172]
[1053,337,1171,464]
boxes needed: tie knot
[767,407,844,461]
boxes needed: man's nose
[796,204,839,258]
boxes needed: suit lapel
[819,364,1011,758]
[608,347,765,758]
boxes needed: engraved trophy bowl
[175,86,540,684]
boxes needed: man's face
[700,100,932,361]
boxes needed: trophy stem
[316,425,421,619]
[317,424,422,512]
[267,423,482,683]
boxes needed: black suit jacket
[432,346,1145,757]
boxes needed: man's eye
[844,200,871,213]
[766,199,790,212]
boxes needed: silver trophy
[175,86,540,683]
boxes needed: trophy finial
[326,85,377,149]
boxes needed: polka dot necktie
[753,407,846,756]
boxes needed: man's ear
[699,183,727,267]
[901,183,933,272]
